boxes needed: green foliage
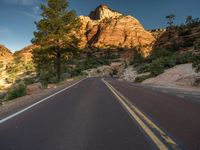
[178,28,191,36]
[194,78,200,86]
[68,56,111,77]
[5,59,35,83]
[23,77,36,85]
[166,14,175,27]
[194,40,200,50]
[186,15,193,25]
[32,0,80,83]
[149,59,165,76]
[0,62,3,69]
[135,74,152,83]
[4,83,27,101]
[133,48,197,77]
[132,50,146,66]
[82,57,110,70]
[192,56,200,72]
[97,69,101,74]
[110,69,118,77]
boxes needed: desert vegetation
[132,14,200,82]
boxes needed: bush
[69,56,111,77]
[147,49,173,62]
[149,59,165,76]
[5,83,27,101]
[23,77,36,85]
[194,77,200,86]
[110,69,118,76]
[133,48,196,77]
[0,62,3,69]
[194,40,200,50]
[192,56,200,73]
[135,74,152,83]
[132,51,146,65]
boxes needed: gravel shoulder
[0,78,83,119]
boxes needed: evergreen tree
[165,14,175,27]
[32,0,80,83]
[186,15,193,25]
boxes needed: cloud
[17,6,41,20]
[19,11,41,20]
[33,6,40,15]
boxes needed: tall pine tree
[32,0,80,83]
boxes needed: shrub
[149,59,165,76]
[192,56,200,73]
[109,69,118,77]
[112,69,118,76]
[193,77,200,86]
[23,77,36,85]
[136,63,150,74]
[194,40,200,50]
[5,83,27,101]
[147,48,173,62]
[0,62,3,69]
[132,50,146,65]
[178,29,191,36]
[97,69,101,74]
[135,74,152,83]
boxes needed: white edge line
[0,78,86,124]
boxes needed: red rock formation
[0,45,13,61]
[79,4,155,56]
[14,45,40,60]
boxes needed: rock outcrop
[79,4,155,57]
[89,4,122,20]
[0,45,13,61]
[143,63,200,88]
[153,24,200,52]
[14,45,39,61]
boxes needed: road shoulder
[0,78,83,120]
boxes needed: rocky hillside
[0,45,13,61]
[152,23,200,52]
[78,4,155,57]
[14,45,39,61]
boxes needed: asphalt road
[0,77,199,150]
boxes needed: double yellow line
[102,78,182,150]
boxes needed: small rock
[47,84,57,89]
[27,82,42,95]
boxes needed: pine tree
[32,0,80,83]
[165,14,175,27]
[186,15,193,25]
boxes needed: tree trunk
[56,51,61,82]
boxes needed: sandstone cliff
[0,45,13,61]
[79,4,155,57]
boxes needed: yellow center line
[102,78,180,150]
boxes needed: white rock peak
[89,4,122,20]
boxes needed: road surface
[0,77,199,150]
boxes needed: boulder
[47,84,57,89]
[26,82,42,95]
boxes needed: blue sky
[0,0,199,52]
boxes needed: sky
[0,0,200,52]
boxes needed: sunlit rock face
[89,4,122,20]
[78,4,155,57]
[14,45,40,61]
[0,45,13,61]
